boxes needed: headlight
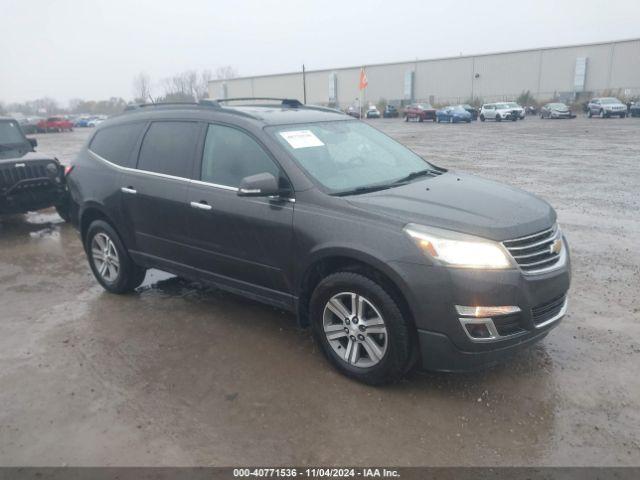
[404,223,512,269]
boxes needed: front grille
[532,294,566,326]
[502,225,562,273]
[493,313,525,336]
[0,163,48,191]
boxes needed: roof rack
[209,97,303,108]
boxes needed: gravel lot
[0,116,638,466]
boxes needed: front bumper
[389,243,571,372]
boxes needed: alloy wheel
[91,232,120,283]
[322,292,389,368]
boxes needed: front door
[185,123,294,306]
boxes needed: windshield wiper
[332,184,395,197]
[393,169,440,185]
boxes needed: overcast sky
[2,0,639,105]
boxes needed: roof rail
[124,101,203,110]
[211,97,303,108]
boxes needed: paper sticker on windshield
[279,130,324,149]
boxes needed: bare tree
[215,65,238,80]
[132,72,152,103]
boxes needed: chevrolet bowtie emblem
[550,238,562,254]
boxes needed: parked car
[540,103,575,119]
[18,117,42,134]
[479,103,518,122]
[345,106,361,119]
[0,117,70,219]
[383,105,399,118]
[37,116,74,133]
[74,117,92,127]
[630,102,640,117]
[436,105,472,123]
[504,102,525,119]
[87,116,107,127]
[460,104,478,120]
[404,103,437,122]
[366,106,381,119]
[587,97,627,118]
[67,99,570,384]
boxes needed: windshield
[450,106,466,112]
[506,102,519,108]
[549,103,567,109]
[495,103,510,109]
[600,98,620,104]
[0,121,28,146]
[416,103,432,109]
[268,121,436,194]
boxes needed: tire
[55,203,71,222]
[310,272,413,385]
[496,114,502,122]
[540,113,544,119]
[432,117,437,122]
[85,220,146,294]
[587,109,592,118]
[418,116,424,122]
[599,109,605,118]
[437,117,441,123]
[404,115,409,122]
[480,114,485,122]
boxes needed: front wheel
[310,272,414,385]
[495,114,502,122]
[599,109,605,118]
[587,110,592,118]
[480,114,485,122]
[85,220,146,294]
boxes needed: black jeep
[0,117,70,220]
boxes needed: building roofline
[208,36,640,85]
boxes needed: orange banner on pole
[359,67,368,90]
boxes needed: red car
[37,116,74,133]
[404,103,437,122]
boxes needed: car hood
[346,172,555,241]
[0,150,56,164]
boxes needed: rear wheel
[599,109,605,118]
[480,114,485,122]
[496,114,502,122]
[310,272,413,385]
[85,220,146,294]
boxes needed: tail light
[63,164,74,176]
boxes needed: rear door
[120,120,203,266]
[184,123,295,306]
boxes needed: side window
[137,121,200,177]
[201,124,280,187]
[89,122,146,167]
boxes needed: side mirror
[238,172,282,197]
[28,138,37,148]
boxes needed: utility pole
[302,64,307,104]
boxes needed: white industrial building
[208,38,640,107]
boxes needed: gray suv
[67,98,571,384]
[587,97,628,118]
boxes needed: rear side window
[200,124,280,187]
[90,122,146,167]
[137,122,200,177]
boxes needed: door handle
[190,201,212,211]
[121,187,137,194]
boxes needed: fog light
[464,323,492,339]
[455,305,520,317]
